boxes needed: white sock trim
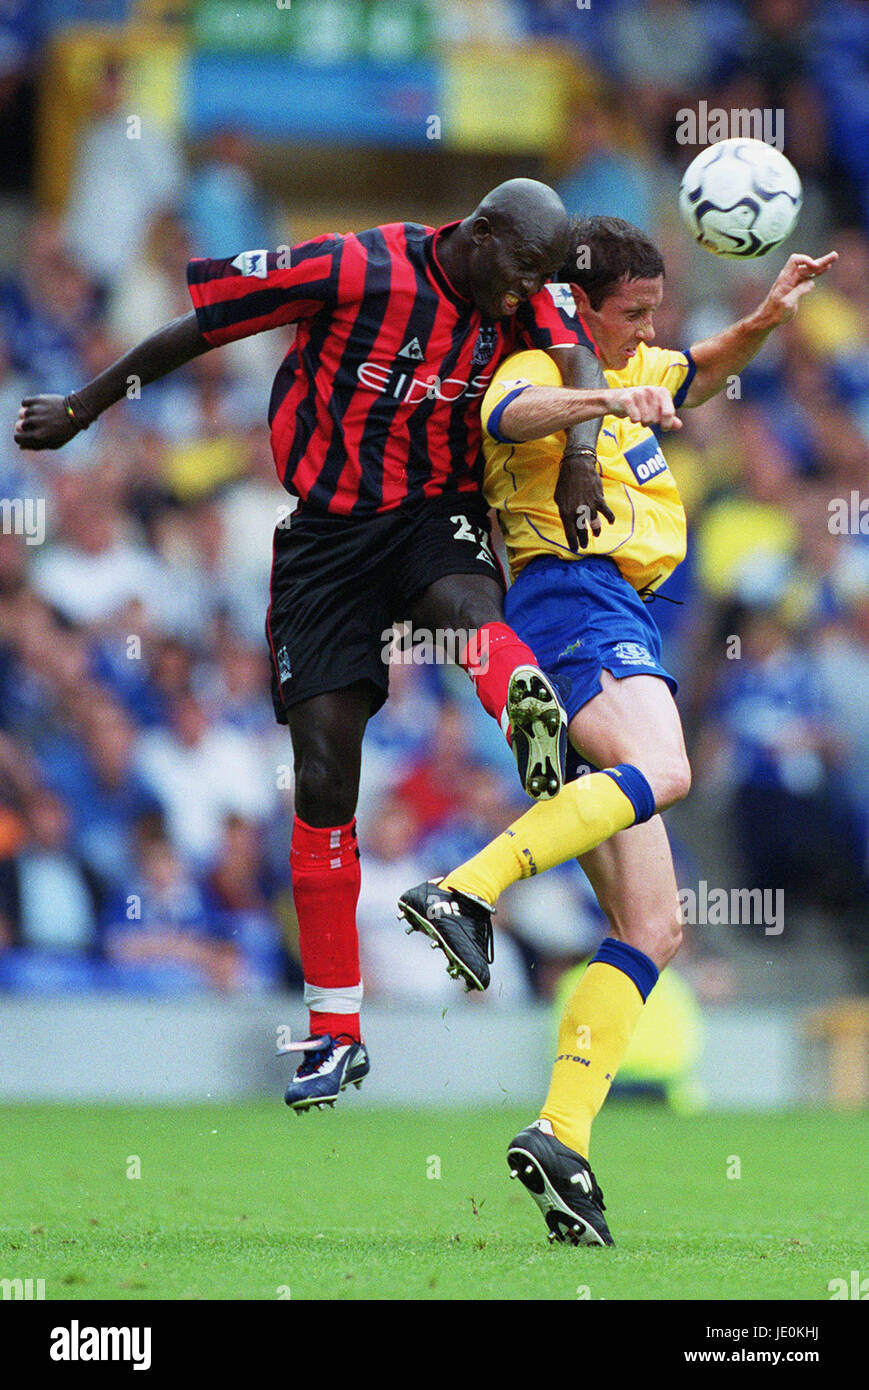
[303,981,363,1012]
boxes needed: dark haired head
[556,216,665,309]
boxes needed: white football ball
[679,138,802,258]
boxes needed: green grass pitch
[1,1102,866,1301]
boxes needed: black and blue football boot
[280,1034,370,1113]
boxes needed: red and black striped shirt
[187,221,592,517]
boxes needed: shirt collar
[426,221,473,307]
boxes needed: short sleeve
[516,282,597,354]
[621,343,696,406]
[187,233,347,347]
[481,349,561,443]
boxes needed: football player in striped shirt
[399,217,836,1241]
[14,183,673,1112]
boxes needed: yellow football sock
[443,770,638,907]
[541,960,647,1159]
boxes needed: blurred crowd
[0,0,867,1002]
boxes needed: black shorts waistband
[291,491,489,525]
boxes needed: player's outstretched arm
[682,251,838,407]
[14,310,211,450]
[499,384,680,442]
[499,378,681,551]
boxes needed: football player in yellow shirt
[399,216,836,1245]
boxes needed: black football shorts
[266,492,504,722]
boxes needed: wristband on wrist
[64,392,93,430]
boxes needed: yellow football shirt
[481,342,694,593]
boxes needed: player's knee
[658,900,684,966]
[293,745,359,825]
[648,751,691,812]
[668,752,692,805]
[633,904,682,969]
[420,574,503,634]
[615,897,683,969]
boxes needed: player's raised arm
[681,251,838,407]
[14,311,211,451]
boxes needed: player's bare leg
[578,815,683,971]
[280,686,372,1111]
[568,668,691,820]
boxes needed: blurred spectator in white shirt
[107,209,193,352]
[64,58,183,288]
[30,476,164,627]
[0,788,101,956]
[135,693,277,870]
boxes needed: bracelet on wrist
[64,392,93,430]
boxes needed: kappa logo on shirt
[495,376,533,397]
[231,249,269,279]
[398,336,424,360]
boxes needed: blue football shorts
[503,553,678,732]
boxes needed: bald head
[473,179,570,253]
[437,179,571,320]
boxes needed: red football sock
[290,816,362,1042]
[459,621,539,736]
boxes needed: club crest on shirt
[231,250,269,279]
[612,641,653,665]
[472,324,498,366]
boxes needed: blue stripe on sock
[602,763,655,824]
[591,937,659,1001]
